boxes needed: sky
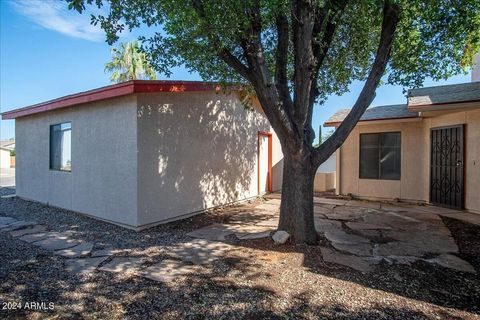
[0,0,472,143]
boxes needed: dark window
[360,132,400,180]
[50,122,71,171]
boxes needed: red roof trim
[324,115,419,127]
[1,80,227,120]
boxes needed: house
[0,140,15,169]
[325,80,480,213]
[1,81,284,229]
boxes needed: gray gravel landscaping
[0,187,479,319]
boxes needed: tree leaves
[104,41,157,83]
[68,0,479,94]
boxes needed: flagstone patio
[0,194,478,282]
[1,188,480,319]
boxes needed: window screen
[50,122,71,171]
[360,132,400,180]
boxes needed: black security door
[430,125,464,209]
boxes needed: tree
[105,41,157,83]
[68,0,480,244]
[314,126,333,147]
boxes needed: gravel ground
[0,188,479,319]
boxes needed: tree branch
[304,0,348,148]
[275,14,293,111]
[313,0,400,167]
[191,0,251,81]
[291,0,316,125]
[218,49,251,80]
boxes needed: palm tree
[105,41,157,83]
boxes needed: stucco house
[0,140,15,169]
[1,81,284,229]
[325,80,480,213]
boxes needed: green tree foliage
[70,1,479,90]
[104,41,157,83]
[68,0,479,243]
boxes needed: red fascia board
[1,80,226,120]
[323,115,419,127]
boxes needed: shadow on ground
[1,188,479,319]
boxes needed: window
[360,132,400,180]
[50,122,71,171]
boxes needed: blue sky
[0,0,472,142]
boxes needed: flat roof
[1,80,230,120]
[324,104,419,127]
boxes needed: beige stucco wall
[0,149,10,169]
[136,91,282,227]
[15,90,285,229]
[337,107,480,212]
[314,172,336,192]
[15,95,138,227]
[422,108,480,212]
[337,120,426,202]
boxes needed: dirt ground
[0,187,479,319]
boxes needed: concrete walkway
[1,195,478,282]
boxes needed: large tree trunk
[278,153,318,244]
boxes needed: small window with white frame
[50,122,71,171]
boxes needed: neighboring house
[1,81,284,229]
[325,81,480,213]
[0,147,11,169]
[0,140,15,169]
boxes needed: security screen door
[430,125,464,209]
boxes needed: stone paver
[0,216,16,225]
[186,224,235,241]
[33,236,82,251]
[91,248,122,257]
[314,218,342,233]
[3,196,474,277]
[324,229,370,245]
[0,220,36,232]
[438,212,480,227]
[169,239,238,265]
[381,255,422,266]
[65,256,109,274]
[55,242,94,258]
[187,223,273,241]
[427,254,476,273]
[10,225,47,237]
[237,230,272,240]
[346,222,392,231]
[325,206,366,221]
[140,259,207,282]
[99,257,145,274]
[19,232,58,243]
[346,200,381,209]
[321,247,377,273]
[331,242,373,257]
[313,197,348,206]
[0,194,16,199]
[313,206,332,216]
[382,230,458,254]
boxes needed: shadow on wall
[137,92,271,225]
[271,158,284,191]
